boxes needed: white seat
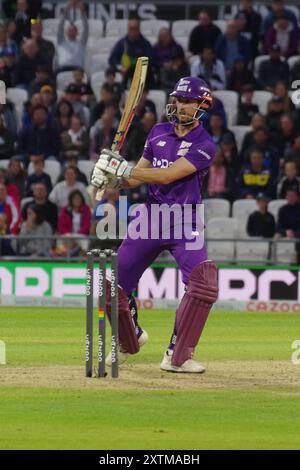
[42,34,57,47]
[56,71,75,91]
[86,53,110,75]
[6,88,28,107]
[148,90,167,121]
[268,199,286,221]
[106,19,128,37]
[286,4,300,20]
[252,90,272,115]
[140,20,170,37]
[0,159,10,169]
[275,240,296,264]
[229,126,251,152]
[206,217,237,262]
[214,19,227,34]
[86,37,117,57]
[203,198,230,222]
[172,20,198,37]
[78,161,94,182]
[28,160,61,186]
[236,240,269,262]
[213,90,238,126]
[254,55,286,79]
[21,196,33,210]
[175,36,189,53]
[232,199,257,237]
[90,71,105,98]
[43,18,60,36]
[75,19,104,40]
[288,55,300,70]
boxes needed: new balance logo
[157,140,166,147]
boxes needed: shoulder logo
[156,140,166,147]
[197,149,211,159]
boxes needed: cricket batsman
[91,77,219,373]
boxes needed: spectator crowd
[0,0,300,259]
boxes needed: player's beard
[177,111,196,127]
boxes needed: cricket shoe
[105,329,149,366]
[160,352,206,373]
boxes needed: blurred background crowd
[1,0,300,261]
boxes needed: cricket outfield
[0,308,300,450]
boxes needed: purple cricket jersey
[143,121,216,205]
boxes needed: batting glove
[95,149,134,178]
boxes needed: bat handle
[95,188,105,201]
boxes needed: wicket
[85,249,119,378]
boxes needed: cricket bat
[95,56,149,200]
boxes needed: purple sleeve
[184,140,216,172]
[142,127,154,162]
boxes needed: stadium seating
[105,19,128,37]
[147,90,167,121]
[140,20,170,37]
[78,161,95,182]
[203,198,231,222]
[254,55,285,79]
[268,199,286,221]
[275,240,296,264]
[172,20,198,37]
[0,159,10,169]
[229,126,251,151]
[236,240,269,262]
[43,18,60,36]
[232,199,257,238]
[86,53,109,75]
[90,71,105,98]
[6,88,28,107]
[75,19,104,39]
[213,90,239,125]
[206,217,237,262]
[214,19,227,34]
[252,91,272,115]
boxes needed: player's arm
[120,157,152,188]
[128,157,197,185]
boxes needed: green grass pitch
[0,307,300,450]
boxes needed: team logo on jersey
[177,141,192,157]
[153,157,173,168]
[156,140,166,147]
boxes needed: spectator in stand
[234,0,262,56]
[242,127,280,177]
[63,84,89,127]
[241,113,267,152]
[206,149,234,200]
[160,50,190,95]
[266,95,286,133]
[153,27,185,73]
[28,65,55,98]
[49,165,89,209]
[0,181,20,234]
[18,204,52,256]
[135,88,157,120]
[7,157,27,198]
[60,113,89,160]
[13,38,49,89]
[0,101,18,138]
[257,44,289,91]
[0,23,18,58]
[238,148,275,199]
[21,92,44,129]
[40,85,56,113]
[54,99,74,138]
[274,190,300,263]
[30,18,55,66]
[57,156,88,185]
[207,112,234,146]
[90,111,117,161]
[108,17,154,85]
[188,10,222,56]
[18,104,61,163]
[0,47,16,88]
[70,68,95,105]
[274,113,298,158]
[0,168,20,207]
[0,113,15,159]
[125,112,156,162]
[247,193,275,238]
[0,213,15,255]
[203,95,227,129]
[214,20,252,74]
[190,46,226,90]
[56,0,88,72]
[262,0,298,35]
[58,189,91,236]
[273,81,295,113]
[90,83,116,127]
[284,135,300,170]
[26,154,52,196]
[264,13,298,58]
[277,161,300,198]
[13,0,32,45]
[219,133,239,173]
[102,67,123,104]
[227,54,257,92]
[22,182,58,232]
[237,85,259,125]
